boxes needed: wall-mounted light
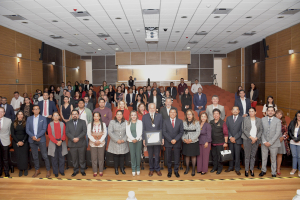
[253,60,256,63]
[51,62,55,65]
[289,50,294,54]
[17,53,22,57]
[77,66,80,69]
[228,65,231,68]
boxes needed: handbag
[219,150,233,163]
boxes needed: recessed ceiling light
[52,20,58,22]
[115,17,122,19]
[88,42,92,44]
[74,33,79,35]
[278,16,284,18]
[214,16,220,18]
[206,4,211,8]
[83,18,89,21]
[129,42,133,43]
[175,31,180,33]
[204,47,208,48]
[226,31,231,32]
[187,47,191,49]
[22,22,28,24]
[115,48,119,50]
[98,49,101,50]
[172,41,176,42]
[181,16,187,18]
[246,16,252,18]
[124,32,129,34]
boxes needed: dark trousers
[13,141,29,170]
[113,154,125,169]
[0,142,9,174]
[165,147,180,173]
[211,145,224,172]
[147,145,161,172]
[197,143,211,173]
[70,147,86,173]
[51,145,65,175]
[228,143,241,171]
[30,141,50,171]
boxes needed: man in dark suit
[148,90,162,112]
[66,110,87,177]
[144,85,152,103]
[38,92,57,124]
[193,87,207,115]
[167,82,177,100]
[67,85,75,98]
[163,108,184,178]
[126,88,135,108]
[84,80,92,92]
[234,90,251,117]
[142,103,163,177]
[89,85,97,98]
[160,97,178,120]
[225,106,243,175]
[83,96,94,111]
[1,97,15,122]
[26,105,51,178]
[151,82,160,94]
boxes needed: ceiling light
[124,32,129,34]
[246,16,252,18]
[97,33,110,38]
[172,41,176,42]
[88,42,92,44]
[83,18,89,21]
[17,53,22,57]
[188,41,198,44]
[115,17,122,19]
[195,31,208,35]
[289,50,294,54]
[70,11,91,17]
[52,20,58,22]
[278,16,284,18]
[129,42,133,43]
[98,49,101,50]
[22,22,28,24]
[206,4,211,8]
[74,34,79,35]
[211,8,233,15]
[279,9,300,15]
[214,16,220,18]
[115,48,119,50]
[181,16,187,18]
[49,35,63,39]
[228,41,238,44]
[187,47,191,49]
[175,31,180,33]
[3,15,26,20]
[253,60,256,63]
[226,31,231,32]
[242,32,256,36]
[68,43,78,46]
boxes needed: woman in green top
[103,81,109,90]
[126,110,143,176]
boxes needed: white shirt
[42,100,49,117]
[87,122,107,147]
[166,107,171,116]
[33,115,39,136]
[170,87,173,96]
[170,117,176,126]
[153,96,157,106]
[250,120,257,138]
[11,96,24,114]
[290,127,300,145]
[262,104,277,112]
[213,105,219,109]
[240,97,246,115]
[129,94,133,103]
[191,83,202,93]
[0,117,3,129]
[79,108,88,126]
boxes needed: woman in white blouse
[262,96,277,116]
[126,111,143,176]
[87,112,107,177]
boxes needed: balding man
[193,87,207,115]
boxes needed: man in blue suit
[126,88,136,108]
[167,82,177,100]
[1,97,15,122]
[26,105,51,178]
[38,92,57,124]
[193,87,207,115]
[234,90,251,117]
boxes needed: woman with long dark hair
[74,81,79,92]
[262,96,277,116]
[181,88,192,113]
[108,84,115,104]
[288,111,300,177]
[20,97,33,118]
[114,86,123,106]
[247,83,259,108]
[49,85,55,93]
[88,89,96,109]
[135,88,147,103]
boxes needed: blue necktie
[268,119,271,126]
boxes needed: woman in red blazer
[114,100,130,121]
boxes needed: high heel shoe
[250,170,254,177]
[115,168,119,175]
[121,168,126,174]
[245,171,249,177]
[99,173,103,177]
[191,169,195,176]
[19,170,23,177]
[290,169,297,175]
[184,167,190,175]
[93,173,97,177]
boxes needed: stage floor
[0,165,299,200]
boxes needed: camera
[164,28,167,32]
[33,93,40,105]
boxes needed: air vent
[49,35,64,39]
[68,43,78,46]
[85,52,94,54]
[212,8,232,15]
[142,9,160,15]
[107,42,117,45]
[3,15,27,20]
[195,31,208,35]
[228,41,238,44]
[188,41,198,44]
[97,33,110,38]
[279,9,300,15]
[213,50,221,52]
[242,32,256,36]
[70,11,91,18]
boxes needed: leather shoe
[191,170,195,176]
[175,172,180,178]
[272,174,276,177]
[156,171,162,176]
[250,170,254,177]
[216,171,222,175]
[210,169,216,173]
[167,172,172,178]
[60,173,65,176]
[235,171,241,176]
[184,168,190,175]
[148,171,153,177]
[71,172,78,177]
[5,173,10,177]
[115,168,119,175]
[32,170,40,178]
[81,172,86,176]
[259,171,266,177]
[225,168,234,172]
[121,168,126,175]
[46,170,51,178]
[55,174,58,177]
[201,172,206,175]
[19,170,23,177]
[24,170,28,176]
[245,171,249,177]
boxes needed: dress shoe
[216,171,222,175]
[245,171,249,177]
[81,172,86,176]
[156,171,162,176]
[210,169,216,173]
[93,173,97,177]
[272,174,276,177]
[5,173,10,177]
[235,171,241,176]
[32,170,40,178]
[71,172,78,177]
[60,173,65,176]
[149,171,154,177]
[24,170,28,176]
[250,170,254,177]
[99,173,103,177]
[175,172,180,178]
[184,168,190,175]
[132,172,136,176]
[136,171,140,176]
[115,168,119,175]
[19,170,23,177]
[46,170,51,178]
[167,172,172,178]
[259,171,266,177]
[197,171,202,174]
[121,168,126,175]
[191,169,195,176]
[201,172,206,175]
[225,168,234,172]
[55,174,58,177]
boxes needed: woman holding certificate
[87,112,107,177]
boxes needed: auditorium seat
[256,106,264,118]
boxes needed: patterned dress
[107,120,129,155]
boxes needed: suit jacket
[85,102,94,112]
[69,90,75,98]
[160,106,178,120]
[234,98,251,116]
[20,103,34,117]
[193,93,207,111]
[65,119,87,148]
[144,91,152,102]
[142,113,163,140]
[1,104,15,122]
[242,116,263,140]
[167,87,177,99]
[226,115,243,144]
[26,115,47,143]
[151,88,160,94]
[38,100,57,123]
[126,93,136,107]
[206,104,225,122]
[0,117,12,146]
[261,117,281,148]
[163,118,184,148]
[105,102,111,110]
[247,89,259,101]
[148,95,162,112]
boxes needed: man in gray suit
[225,106,243,175]
[66,110,87,177]
[160,98,178,121]
[259,106,281,177]
[84,96,94,111]
[0,107,12,177]
[206,95,225,122]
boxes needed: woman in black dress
[60,96,73,124]
[74,81,79,92]
[88,89,96,109]
[181,88,192,113]
[114,86,123,106]
[108,84,116,104]
[20,97,33,118]
[11,111,29,177]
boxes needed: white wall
[85,60,93,84]
[214,58,222,88]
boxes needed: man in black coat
[167,82,177,100]
[1,97,15,122]
[234,90,251,117]
[160,97,178,120]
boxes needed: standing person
[136,88,147,103]
[1,97,15,122]
[235,86,244,99]
[20,97,33,118]
[74,81,80,92]
[87,89,96,109]
[225,106,243,175]
[137,103,148,121]
[73,91,81,108]
[108,84,115,105]
[288,111,300,177]
[78,86,84,99]
[114,86,123,106]
[193,87,207,115]
[114,100,130,121]
[259,107,281,177]
[84,96,94,111]
[0,107,12,177]
[49,92,56,106]
[26,105,51,178]
[210,109,228,175]
[103,95,111,109]
[182,109,200,176]
[160,98,178,120]
[60,96,73,124]
[151,82,160,94]
[126,111,143,176]
[206,95,225,122]
[275,109,290,175]
[93,98,112,140]
[234,90,251,117]
[148,90,162,113]
[144,85,152,104]
[197,112,211,175]
[160,86,165,98]
[47,112,67,177]
[262,96,277,116]
[181,88,192,113]
[11,91,24,114]
[142,103,164,177]
[103,81,109,91]
[162,90,173,107]
[87,112,107,177]
[167,82,177,100]
[133,94,143,111]
[247,83,259,108]
[132,85,137,94]
[11,110,29,177]
[242,107,263,177]
[108,110,129,175]
[121,83,128,103]
[163,109,184,178]
[54,86,61,106]
[191,79,202,94]
[126,88,135,108]
[66,110,87,177]
[38,92,57,124]
[67,85,75,98]
[178,78,187,100]
[128,76,134,88]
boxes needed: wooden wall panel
[265,58,276,82]
[146,52,160,65]
[277,56,290,82]
[265,83,277,102]
[161,51,175,64]
[30,38,42,61]
[291,23,300,53]
[0,26,15,57]
[15,32,30,60]
[291,82,300,110]
[266,33,277,59]
[64,50,86,83]
[176,51,191,64]
[131,52,145,65]
[277,82,290,109]
[116,52,130,65]
[277,28,291,57]
[291,53,300,81]
[31,61,43,84]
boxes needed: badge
[152,124,155,127]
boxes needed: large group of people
[0,77,299,180]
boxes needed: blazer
[226,115,243,144]
[288,120,300,142]
[105,102,112,110]
[234,98,251,116]
[38,100,57,117]
[0,117,12,146]
[70,90,75,98]
[163,118,184,148]
[126,93,136,107]
[20,104,34,117]
[142,113,163,140]
[242,116,263,140]
[26,115,47,143]
[261,117,281,148]
[65,119,87,148]
[181,94,192,111]
[247,89,259,101]
[193,93,207,111]
[1,104,15,122]
[206,104,225,122]
[160,106,178,120]
[198,122,212,144]
[167,87,177,99]
[148,95,162,112]
[126,120,143,142]
[107,120,129,154]
[85,102,94,112]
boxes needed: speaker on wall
[262,38,269,58]
[39,42,44,61]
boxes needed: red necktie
[44,100,47,116]
[172,119,174,128]
[148,92,150,97]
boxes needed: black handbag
[219,150,233,163]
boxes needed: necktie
[268,119,271,126]
[85,103,87,107]
[234,116,236,123]
[151,114,154,124]
[44,100,47,116]
[74,121,77,130]
[172,119,174,128]
[148,92,150,97]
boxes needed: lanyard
[79,108,85,118]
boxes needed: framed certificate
[145,131,162,146]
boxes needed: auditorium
[0,0,300,199]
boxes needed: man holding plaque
[142,103,164,177]
[163,108,184,178]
